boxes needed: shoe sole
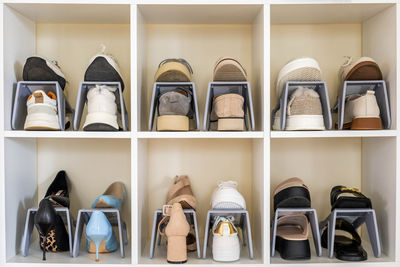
[213,60,247,81]
[154,62,191,82]
[217,118,244,131]
[339,117,383,130]
[285,115,325,131]
[88,239,112,254]
[276,236,311,260]
[157,115,189,131]
[83,112,119,131]
[23,57,66,89]
[344,61,382,81]
[24,112,60,130]
[84,57,125,91]
[276,58,321,96]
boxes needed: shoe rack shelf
[1,1,399,267]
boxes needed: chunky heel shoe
[159,203,190,263]
[86,210,118,262]
[34,199,57,261]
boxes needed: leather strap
[330,186,368,206]
[158,216,170,236]
[166,176,191,202]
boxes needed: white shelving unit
[0,1,399,267]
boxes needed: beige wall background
[270,24,362,111]
[270,138,362,220]
[37,139,132,238]
[143,24,255,131]
[36,23,131,129]
[144,139,255,240]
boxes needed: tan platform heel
[159,203,190,263]
[166,175,196,210]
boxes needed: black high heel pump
[34,199,57,260]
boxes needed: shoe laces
[158,58,193,74]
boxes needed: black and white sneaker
[23,56,67,90]
[84,47,125,91]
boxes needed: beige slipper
[154,59,193,82]
[213,57,247,81]
[166,175,196,210]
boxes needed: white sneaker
[83,85,119,131]
[84,45,125,91]
[343,90,382,130]
[211,181,246,210]
[273,87,325,131]
[212,216,240,262]
[24,90,60,130]
[276,57,321,97]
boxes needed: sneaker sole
[286,115,325,131]
[24,112,60,130]
[83,112,119,131]
[23,57,66,89]
[157,115,189,131]
[217,118,244,131]
[276,58,321,96]
[213,60,247,81]
[84,57,125,91]
[154,62,191,82]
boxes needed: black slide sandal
[330,186,372,210]
[273,177,311,211]
[321,218,367,261]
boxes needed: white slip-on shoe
[273,87,325,131]
[276,57,321,97]
[83,85,119,131]
[211,181,246,210]
[24,90,60,130]
[23,56,66,90]
[85,45,125,91]
[342,90,382,130]
[212,216,240,262]
[339,56,382,83]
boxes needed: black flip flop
[321,218,367,261]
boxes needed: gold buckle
[341,187,360,193]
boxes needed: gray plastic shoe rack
[149,209,200,259]
[12,81,73,130]
[271,208,322,257]
[336,80,390,129]
[202,209,253,260]
[271,81,332,131]
[148,82,200,131]
[72,209,128,258]
[22,207,74,257]
[73,81,129,131]
[203,82,255,131]
[319,208,381,258]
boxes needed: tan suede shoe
[210,93,245,131]
[166,175,196,210]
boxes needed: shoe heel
[167,235,187,264]
[351,117,382,130]
[87,234,107,262]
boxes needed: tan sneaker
[210,94,245,131]
[213,57,247,81]
[339,56,382,82]
[343,90,382,130]
[273,87,324,131]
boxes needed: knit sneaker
[212,216,240,262]
[24,90,60,130]
[83,85,119,131]
[273,87,325,131]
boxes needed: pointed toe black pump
[45,170,70,208]
[35,199,57,260]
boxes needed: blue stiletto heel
[86,211,118,261]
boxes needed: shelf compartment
[270,137,396,263]
[4,138,132,264]
[270,2,397,131]
[3,3,131,131]
[137,138,265,264]
[136,4,265,132]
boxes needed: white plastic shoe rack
[1,1,399,267]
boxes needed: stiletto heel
[86,211,118,262]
